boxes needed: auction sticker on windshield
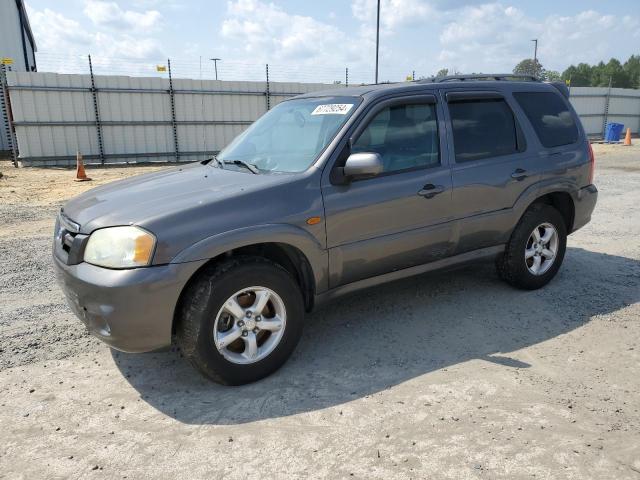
[311,104,354,115]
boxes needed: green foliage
[513,59,544,78]
[436,68,449,77]
[623,55,640,88]
[561,54,639,88]
[513,59,562,82]
[561,63,593,86]
[545,70,561,82]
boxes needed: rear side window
[448,99,519,162]
[513,91,578,148]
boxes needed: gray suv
[53,75,598,385]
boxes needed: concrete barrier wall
[569,86,640,137]
[5,72,341,166]
[3,72,638,166]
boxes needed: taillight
[588,142,595,184]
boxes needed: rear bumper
[572,184,598,233]
[54,256,206,352]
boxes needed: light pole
[375,0,380,84]
[531,39,538,64]
[210,57,221,80]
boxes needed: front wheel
[497,204,567,290]
[176,256,304,385]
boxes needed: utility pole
[375,0,380,84]
[209,57,221,80]
[531,39,538,64]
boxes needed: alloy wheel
[525,222,559,275]
[213,286,287,364]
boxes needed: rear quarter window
[513,91,579,148]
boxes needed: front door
[321,96,455,288]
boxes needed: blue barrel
[604,123,624,142]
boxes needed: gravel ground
[0,146,639,479]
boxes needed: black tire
[497,203,567,290]
[176,256,304,385]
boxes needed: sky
[24,0,640,83]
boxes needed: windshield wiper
[223,160,259,174]
[201,155,224,169]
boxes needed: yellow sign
[406,74,413,82]
[156,65,167,72]
[565,79,571,86]
[1,57,14,65]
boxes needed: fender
[170,223,329,293]
[508,178,580,231]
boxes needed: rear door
[443,90,539,252]
[321,95,455,287]
[511,90,587,188]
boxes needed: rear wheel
[177,256,304,385]
[497,204,567,290]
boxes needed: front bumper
[572,184,598,233]
[54,256,206,352]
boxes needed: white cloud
[27,2,165,75]
[437,3,640,73]
[25,0,640,82]
[220,0,370,67]
[26,7,94,53]
[351,0,436,31]
[437,3,534,72]
[84,0,162,31]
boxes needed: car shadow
[112,247,639,425]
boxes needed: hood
[62,163,289,234]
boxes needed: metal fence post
[168,58,180,162]
[345,67,349,87]
[88,55,105,164]
[602,76,612,137]
[0,64,19,167]
[265,63,270,111]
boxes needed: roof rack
[419,74,540,83]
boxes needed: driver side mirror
[342,152,384,180]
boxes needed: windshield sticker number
[311,104,354,115]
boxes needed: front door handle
[511,168,529,181]
[418,184,445,198]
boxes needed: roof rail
[420,74,540,83]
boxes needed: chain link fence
[33,52,423,85]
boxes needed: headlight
[84,226,156,269]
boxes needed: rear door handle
[511,168,529,181]
[418,184,445,198]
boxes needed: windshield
[217,96,359,173]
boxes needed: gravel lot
[1,145,639,479]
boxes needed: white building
[1,0,36,153]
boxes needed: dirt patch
[0,161,167,208]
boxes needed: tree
[436,68,449,77]
[513,59,561,81]
[623,54,640,88]
[589,59,632,88]
[513,59,544,78]
[545,70,561,82]
[562,55,639,88]
[561,63,593,87]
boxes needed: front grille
[55,212,87,265]
[61,231,77,253]
[58,212,80,234]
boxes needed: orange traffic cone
[623,127,632,146]
[74,152,92,182]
